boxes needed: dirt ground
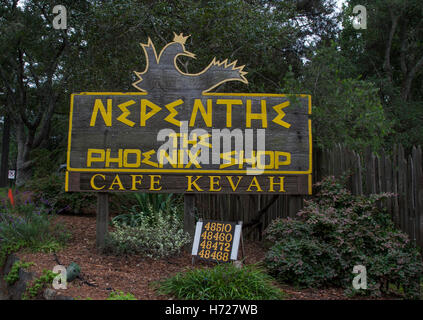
[15,214,401,300]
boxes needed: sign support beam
[184,194,196,251]
[96,192,109,252]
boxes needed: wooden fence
[195,144,423,247]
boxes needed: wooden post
[96,193,109,252]
[184,194,196,251]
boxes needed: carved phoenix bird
[132,33,248,94]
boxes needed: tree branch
[383,9,399,83]
[402,55,423,101]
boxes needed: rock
[43,289,73,300]
[3,254,19,276]
[8,269,34,300]
[43,288,57,300]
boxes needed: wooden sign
[66,33,312,195]
[191,220,242,262]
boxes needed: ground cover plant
[22,269,58,300]
[107,291,137,300]
[4,260,34,285]
[264,176,423,299]
[105,194,189,259]
[0,199,70,266]
[157,263,285,300]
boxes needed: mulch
[15,213,402,300]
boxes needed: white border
[191,221,203,255]
[230,224,242,260]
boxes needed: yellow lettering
[186,176,203,192]
[123,149,141,168]
[150,175,162,191]
[246,99,267,128]
[219,151,238,169]
[116,100,136,127]
[185,149,201,168]
[272,101,291,128]
[238,150,256,169]
[109,174,124,190]
[90,174,106,190]
[140,99,161,126]
[226,176,242,191]
[209,176,221,192]
[275,151,291,168]
[189,99,212,127]
[87,149,105,167]
[105,149,123,167]
[216,99,242,127]
[269,176,285,192]
[247,176,262,192]
[158,150,178,168]
[164,99,183,127]
[256,151,275,169]
[90,99,112,127]
[130,175,143,190]
[142,150,159,168]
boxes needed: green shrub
[4,260,34,285]
[0,241,26,267]
[0,202,70,261]
[157,263,285,300]
[105,207,190,259]
[264,176,423,299]
[22,269,58,300]
[26,173,96,215]
[112,193,183,227]
[107,291,137,300]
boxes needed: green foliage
[4,260,34,286]
[339,0,423,149]
[70,0,337,93]
[22,269,58,300]
[0,202,70,262]
[112,193,183,227]
[105,207,190,259]
[26,173,96,215]
[264,176,423,299]
[107,291,137,300]
[0,241,26,267]
[157,263,285,300]
[286,43,393,152]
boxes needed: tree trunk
[0,115,10,187]
[15,122,33,187]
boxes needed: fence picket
[197,144,422,242]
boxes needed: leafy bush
[4,260,34,285]
[107,291,137,300]
[0,202,70,265]
[157,263,285,300]
[22,269,58,300]
[112,193,183,227]
[26,173,96,215]
[105,207,190,259]
[264,176,423,299]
